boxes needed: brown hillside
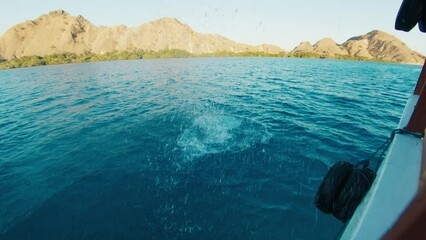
[0,10,284,59]
[291,30,424,64]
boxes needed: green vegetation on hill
[287,52,322,59]
[0,49,395,70]
[287,52,393,63]
[0,49,286,69]
[0,51,145,69]
[199,51,286,58]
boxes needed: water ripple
[0,58,421,240]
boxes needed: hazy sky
[1,0,426,54]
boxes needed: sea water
[0,58,421,239]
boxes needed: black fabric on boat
[420,1,426,32]
[395,0,424,32]
[315,161,376,223]
[331,167,376,223]
[315,161,353,214]
[420,17,426,32]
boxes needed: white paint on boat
[341,95,423,240]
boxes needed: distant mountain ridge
[0,10,283,60]
[291,30,424,64]
[0,10,424,64]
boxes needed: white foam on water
[178,114,270,159]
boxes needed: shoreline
[0,50,419,70]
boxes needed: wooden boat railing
[382,58,426,240]
[406,59,426,133]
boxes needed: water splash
[178,114,270,159]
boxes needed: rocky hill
[291,30,424,64]
[0,10,424,64]
[0,10,284,59]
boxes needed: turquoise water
[0,58,421,239]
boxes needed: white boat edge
[340,94,423,240]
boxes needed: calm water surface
[0,58,421,239]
